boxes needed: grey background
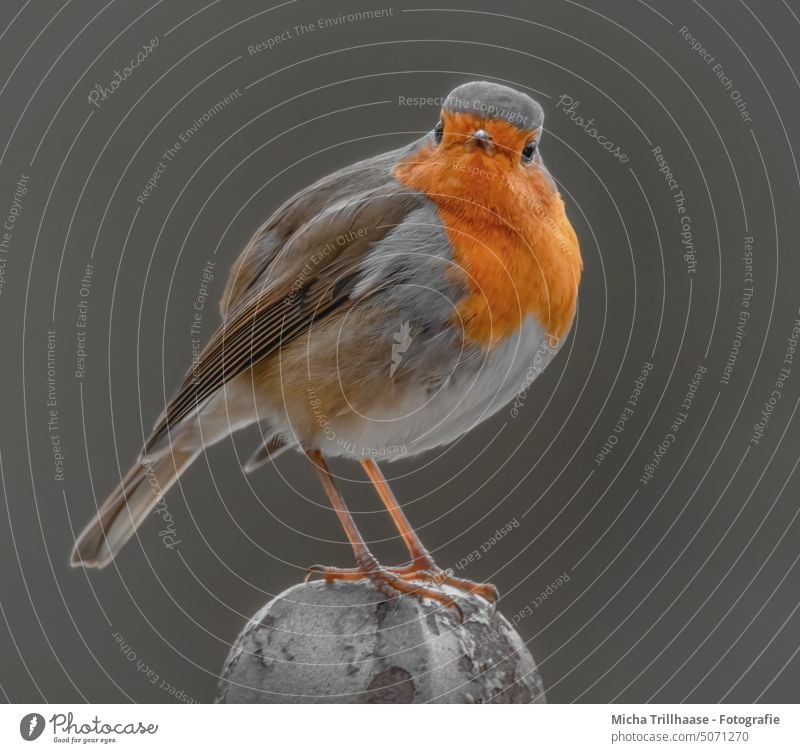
[1,0,799,703]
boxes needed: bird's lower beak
[466,128,495,154]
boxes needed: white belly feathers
[312,315,562,460]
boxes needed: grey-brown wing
[219,144,416,317]
[145,176,423,454]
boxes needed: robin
[71,81,582,614]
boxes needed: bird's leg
[360,457,434,571]
[305,450,463,616]
[359,458,499,605]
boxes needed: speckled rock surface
[216,580,546,703]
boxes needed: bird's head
[394,82,552,216]
[434,81,544,167]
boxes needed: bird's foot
[306,559,465,621]
[306,559,498,615]
[386,562,499,605]
[415,568,500,605]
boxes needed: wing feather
[145,172,422,454]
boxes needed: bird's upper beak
[466,128,495,155]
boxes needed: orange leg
[305,451,463,617]
[360,457,433,570]
[308,455,498,606]
[364,459,498,603]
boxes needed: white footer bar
[1,704,797,751]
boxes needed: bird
[70,81,582,614]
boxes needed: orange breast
[393,119,582,348]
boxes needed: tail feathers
[70,450,194,569]
[243,434,290,473]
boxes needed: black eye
[522,139,537,164]
[434,120,444,144]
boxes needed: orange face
[396,111,544,216]
[393,109,582,347]
[439,111,538,164]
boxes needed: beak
[466,128,495,154]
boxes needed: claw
[304,562,466,619]
[450,600,465,624]
[303,559,494,621]
[305,565,325,583]
[397,569,498,609]
[449,578,499,605]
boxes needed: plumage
[71,81,582,590]
[146,159,425,455]
[243,433,290,473]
